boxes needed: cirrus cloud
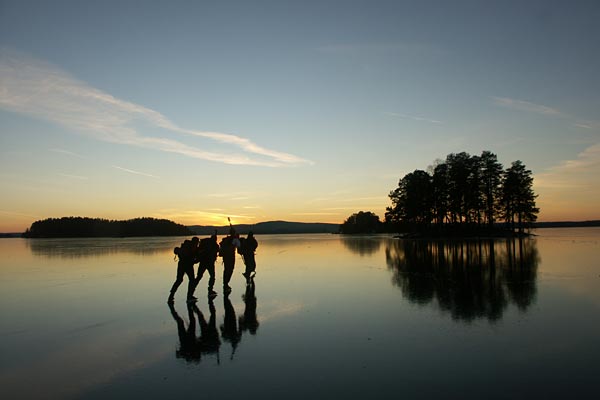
[0,50,313,167]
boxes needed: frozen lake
[1,229,599,398]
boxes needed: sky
[1,0,599,232]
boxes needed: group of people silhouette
[168,227,258,303]
[168,283,258,363]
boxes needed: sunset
[1,1,599,233]
[1,1,599,398]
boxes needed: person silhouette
[191,299,221,363]
[219,228,240,294]
[193,233,220,298]
[168,237,199,303]
[168,302,201,363]
[240,231,258,285]
[238,281,259,335]
[220,293,242,360]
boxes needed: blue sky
[1,0,599,231]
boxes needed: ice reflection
[340,235,382,256]
[26,237,179,258]
[385,238,539,322]
[239,282,259,335]
[169,283,260,365]
[169,300,221,364]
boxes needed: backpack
[237,237,246,255]
[174,240,193,260]
[219,236,233,257]
[174,240,186,256]
[198,238,209,252]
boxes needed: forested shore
[341,151,545,237]
[22,217,193,238]
[384,151,539,235]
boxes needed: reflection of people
[239,281,259,335]
[194,233,220,298]
[220,294,242,360]
[191,299,221,361]
[219,228,240,294]
[168,237,199,303]
[168,302,200,363]
[169,300,221,364]
[240,232,258,284]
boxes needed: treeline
[339,211,383,234]
[190,221,339,235]
[23,217,193,238]
[386,151,539,234]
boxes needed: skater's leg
[207,263,216,292]
[185,264,196,300]
[169,262,185,300]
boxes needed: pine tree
[501,161,539,233]
[480,151,504,228]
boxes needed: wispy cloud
[58,173,88,180]
[384,111,442,124]
[259,301,306,322]
[0,51,313,167]
[307,195,383,204]
[153,209,256,225]
[573,121,600,130]
[49,148,86,158]
[535,143,600,219]
[0,210,42,219]
[492,97,562,116]
[492,96,600,134]
[537,143,600,184]
[292,212,340,216]
[317,42,444,59]
[323,206,370,211]
[204,191,259,199]
[112,165,159,179]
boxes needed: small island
[341,151,540,237]
[22,217,193,238]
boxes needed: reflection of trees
[385,238,539,322]
[27,238,180,258]
[340,236,382,256]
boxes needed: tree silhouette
[480,151,504,228]
[432,162,450,227]
[388,170,434,229]
[386,151,539,235]
[501,161,539,233]
[340,211,382,234]
[446,152,472,224]
[23,217,193,238]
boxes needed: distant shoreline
[2,219,598,238]
[529,221,600,228]
[20,217,193,239]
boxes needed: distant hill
[188,220,340,235]
[23,217,193,238]
[0,233,21,238]
[532,220,600,228]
